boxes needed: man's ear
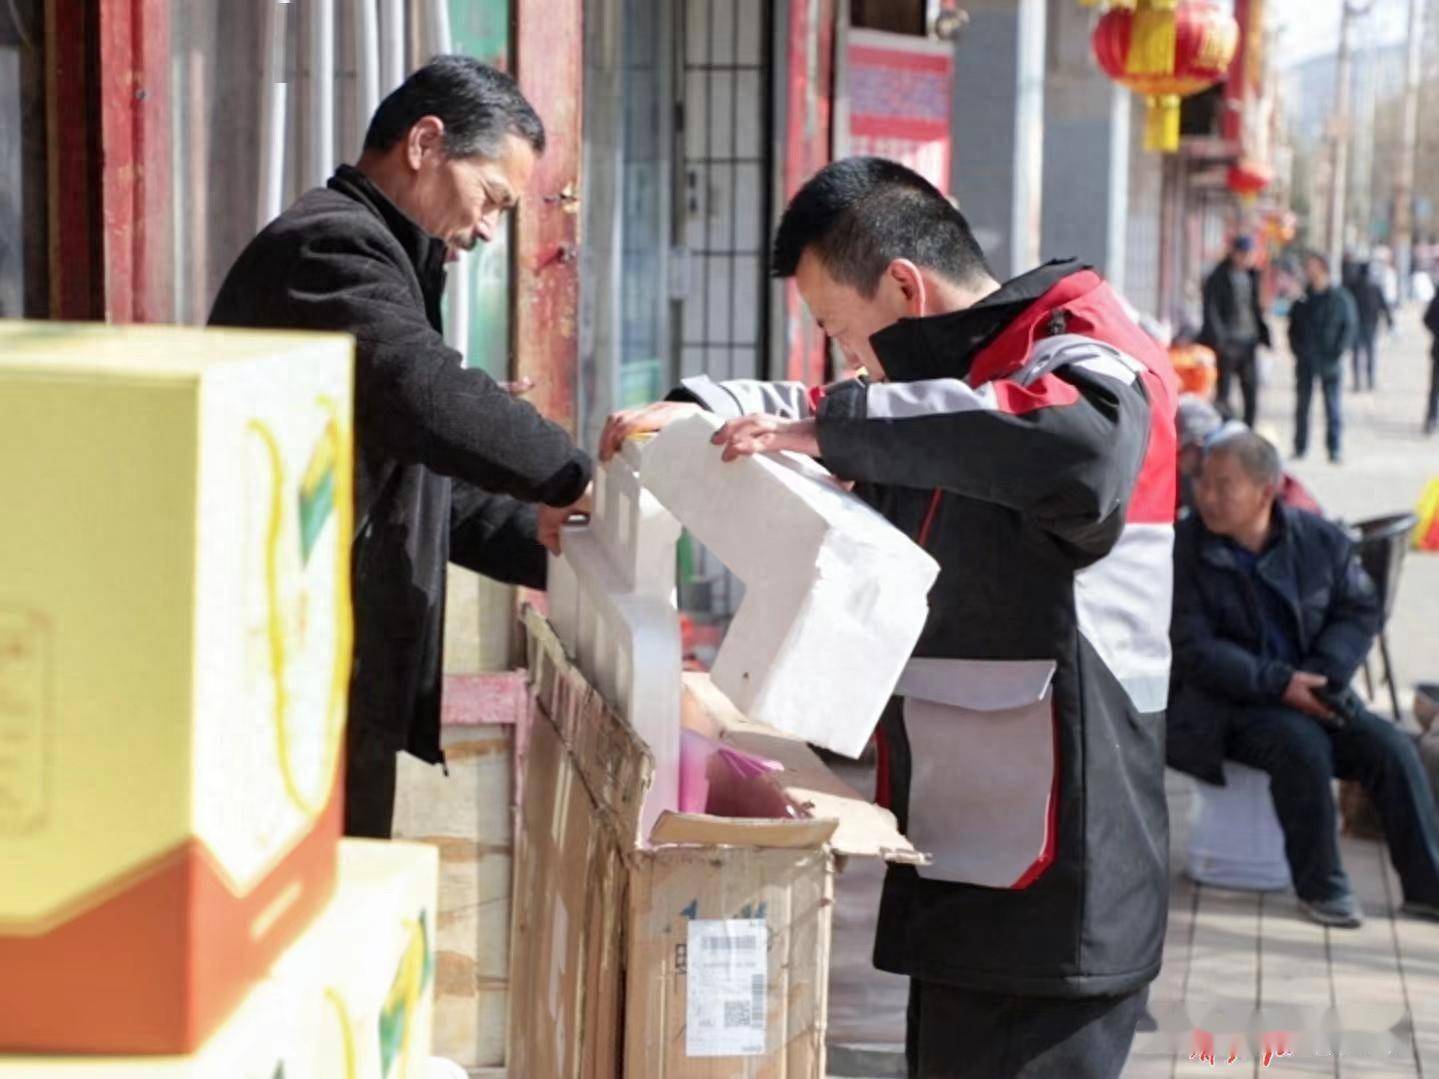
[886,259,927,317]
[406,116,446,171]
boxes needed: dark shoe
[1401,900,1439,921]
[1329,453,1344,465]
[1292,450,1308,461]
[1299,893,1364,928]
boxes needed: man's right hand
[598,401,702,462]
[1282,670,1337,722]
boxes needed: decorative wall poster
[843,28,954,194]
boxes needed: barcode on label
[686,918,768,1057]
[703,934,758,951]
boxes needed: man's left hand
[537,487,593,555]
[711,415,820,462]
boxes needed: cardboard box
[508,611,924,1077]
[0,839,438,1078]
[0,322,354,1053]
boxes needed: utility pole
[1328,0,1373,272]
[1394,0,1425,299]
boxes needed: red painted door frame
[45,0,171,322]
[782,0,837,384]
[511,0,583,436]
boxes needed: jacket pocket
[897,658,1060,889]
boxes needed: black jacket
[1167,504,1380,784]
[1199,260,1272,352]
[1288,285,1359,377]
[1424,294,1439,355]
[676,261,1178,998]
[1352,274,1394,333]
[210,166,591,763]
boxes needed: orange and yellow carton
[0,840,439,1078]
[0,322,354,1054]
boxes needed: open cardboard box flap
[657,672,927,864]
[523,607,924,864]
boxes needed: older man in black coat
[210,58,592,838]
[1168,430,1439,928]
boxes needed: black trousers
[1351,325,1379,391]
[1226,705,1439,904]
[1294,362,1343,458]
[906,981,1146,1079]
[1216,342,1260,428]
[344,722,399,838]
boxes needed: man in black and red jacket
[602,158,1178,1079]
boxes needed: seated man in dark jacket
[1168,429,1439,927]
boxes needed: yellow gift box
[0,321,354,1054]
[278,839,440,1079]
[0,839,440,1078]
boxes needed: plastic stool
[1186,762,1292,891]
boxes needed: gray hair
[1204,428,1282,488]
[363,56,545,159]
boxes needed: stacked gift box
[0,322,437,1076]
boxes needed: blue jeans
[907,983,1146,1078]
[1295,360,1342,458]
[1226,705,1439,903]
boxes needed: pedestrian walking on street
[1350,261,1393,392]
[1200,235,1272,427]
[1288,252,1358,464]
[1424,291,1439,436]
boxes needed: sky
[1270,0,1413,67]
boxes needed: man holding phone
[1168,429,1439,928]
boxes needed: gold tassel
[1144,94,1182,152]
[1127,0,1178,76]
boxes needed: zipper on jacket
[917,489,944,548]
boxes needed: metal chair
[1350,513,1420,720]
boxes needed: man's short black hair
[363,56,545,159]
[771,157,992,296]
[1305,250,1331,273]
[1206,429,1283,488]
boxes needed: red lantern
[1091,1,1240,153]
[1226,159,1273,200]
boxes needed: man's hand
[1282,671,1337,722]
[711,415,821,462]
[536,487,593,556]
[598,402,703,462]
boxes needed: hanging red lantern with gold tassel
[1226,159,1273,201]
[1090,0,1240,153]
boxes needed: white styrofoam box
[1186,762,1292,892]
[639,412,940,757]
[547,444,683,840]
